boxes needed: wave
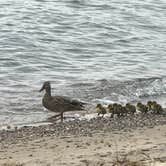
[69,77,166,104]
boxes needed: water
[0,0,166,128]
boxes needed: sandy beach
[1,0,166,165]
[0,113,166,166]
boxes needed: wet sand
[0,113,166,166]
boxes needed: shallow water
[0,0,166,128]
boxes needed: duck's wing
[51,96,86,111]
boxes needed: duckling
[121,106,127,116]
[109,103,119,118]
[118,104,128,116]
[155,103,163,114]
[113,103,121,117]
[126,103,136,115]
[151,101,163,114]
[151,101,157,113]
[117,104,123,116]
[136,102,148,114]
[108,104,114,118]
[109,103,117,118]
[130,104,136,115]
[136,102,140,112]
[96,104,107,117]
[147,101,153,112]
[108,104,113,113]
[125,103,130,115]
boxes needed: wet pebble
[0,114,166,144]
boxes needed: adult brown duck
[39,81,85,122]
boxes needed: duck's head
[39,81,51,92]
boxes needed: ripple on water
[0,0,166,127]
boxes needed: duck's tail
[71,99,86,110]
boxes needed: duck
[39,81,85,122]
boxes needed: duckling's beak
[39,85,45,92]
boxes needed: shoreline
[0,113,166,165]
[1,113,166,143]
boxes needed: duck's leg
[60,112,64,122]
[48,113,61,122]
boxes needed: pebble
[0,113,166,144]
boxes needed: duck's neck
[45,87,51,97]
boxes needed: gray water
[1,0,166,128]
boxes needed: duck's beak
[39,85,45,92]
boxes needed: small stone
[7,126,11,130]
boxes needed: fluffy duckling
[155,104,163,114]
[113,103,122,117]
[117,104,124,116]
[136,102,141,112]
[151,101,157,113]
[109,103,117,118]
[109,103,120,118]
[147,101,153,112]
[137,102,148,114]
[125,103,130,114]
[125,103,136,115]
[108,104,115,118]
[96,104,107,117]
[151,101,163,114]
[130,105,136,115]
[108,104,114,114]
[121,106,127,116]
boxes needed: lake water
[0,0,166,128]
